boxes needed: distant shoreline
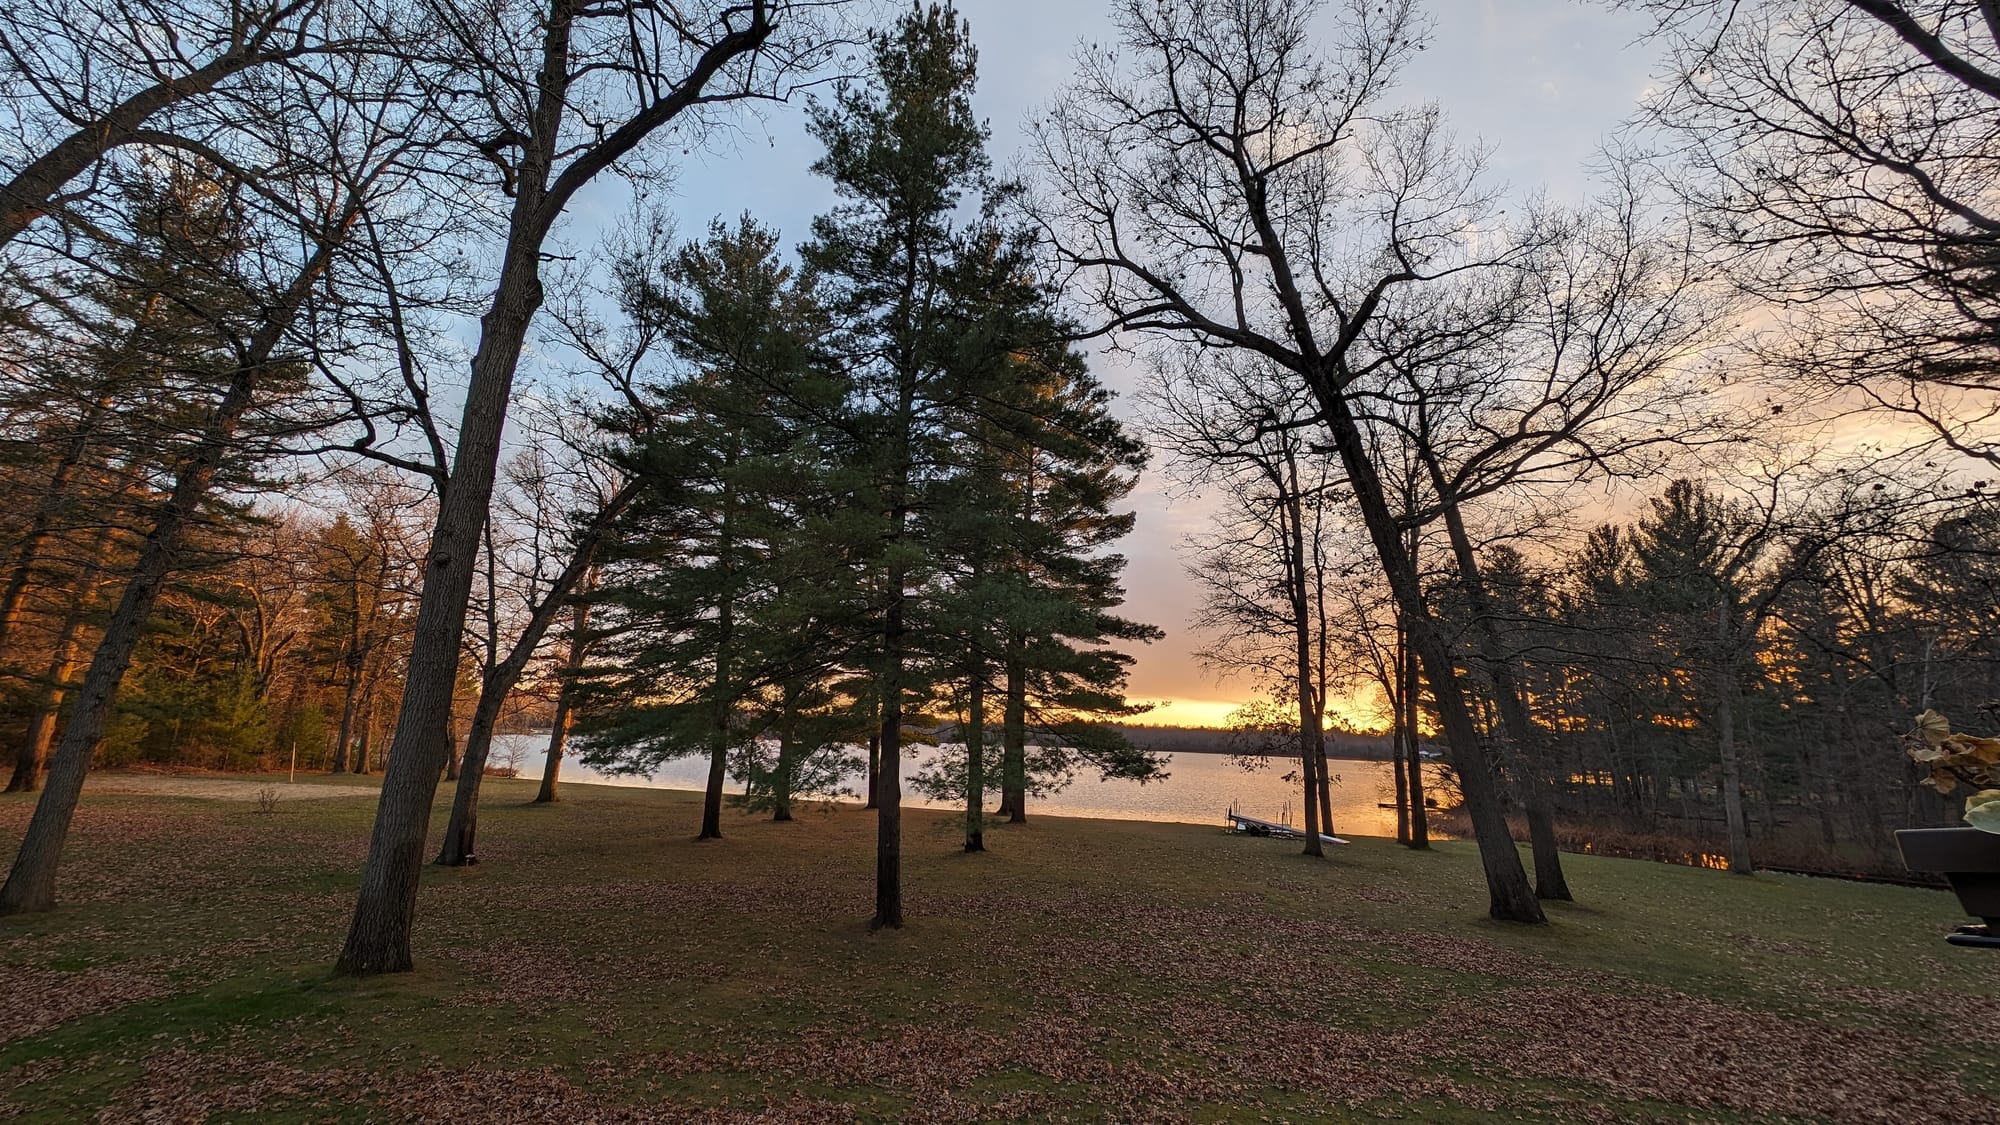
[491,725,1403,762]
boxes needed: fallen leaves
[0,781,1994,1123]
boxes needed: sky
[644,0,1668,728]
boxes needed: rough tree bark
[336,0,780,975]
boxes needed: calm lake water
[491,734,1436,838]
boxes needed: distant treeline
[1116,724,1393,761]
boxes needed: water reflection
[491,735,1439,839]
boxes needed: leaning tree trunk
[536,698,573,804]
[700,722,729,841]
[435,677,508,865]
[535,597,592,805]
[1310,389,1531,916]
[336,186,558,973]
[6,554,97,794]
[1,357,263,912]
[8,635,78,795]
[335,0,785,969]
[439,533,617,863]
[0,398,108,665]
[1428,471,1571,901]
[0,219,343,915]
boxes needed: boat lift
[1226,806,1349,846]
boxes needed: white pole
[289,741,297,785]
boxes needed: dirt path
[82,776,378,801]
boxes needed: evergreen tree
[578,217,852,840]
[799,5,1003,927]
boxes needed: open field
[1,776,1995,1123]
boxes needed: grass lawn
[1,776,1995,1123]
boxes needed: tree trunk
[354,688,377,774]
[1402,602,1431,851]
[536,597,592,805]
[7,566,94,794]
[964,662,985,852]
[1309,388,1534,918]
[1282,476,1323,857]
[0,220,342,914]
[772,718,795,823]
[1001,654,1026,824]
[700,731,728,840]
[0,398,108,664]
[1314,726,1334,840]
[331,662,361,773]
[1295,718,1323,856]
[1426,465,1570,901]
[701,548,736,841]
[536,701,572,804]
[436,677,506,865]
[10,702,58,796]
[336,174,559,973]
[873,558,906,929]
[439,543,614,862]
[1717,651,1751,874]
[864,730,879,809]
[1391,692,1410,845]
[331,0,774,969]
[770,677,801,823]
[1,359,258,912]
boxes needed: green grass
[1,777,1994,1122]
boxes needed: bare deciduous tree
[335,0,845,974]
[1032,0,1549,920]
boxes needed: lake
[490,734,1440,838]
